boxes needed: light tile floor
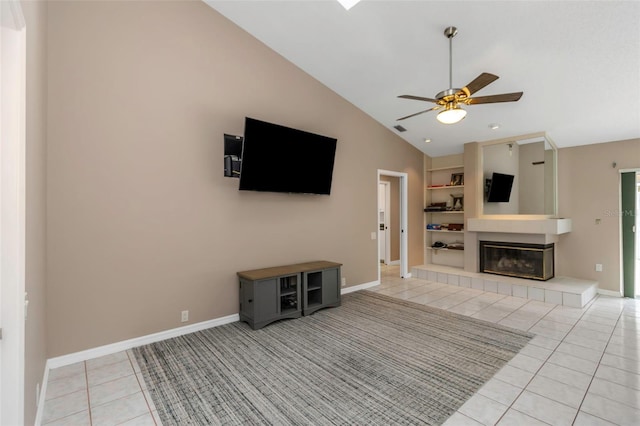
[42,351,161,425]
[42,265,640,425]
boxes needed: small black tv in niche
[223,134,243,178]
[486,172,515,202]
[238,117,337,195]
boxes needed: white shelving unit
[424,158,465,269]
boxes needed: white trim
[7,0,25,30]
[34,365,49,426]
[341,280,379,294]
[46,314,239,370]
[1,1,27,424]
[598,289,622,297]
[388,260,400,266]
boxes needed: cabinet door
[321,267,340,306]
[254,278,279,321]
[304,271,324,310]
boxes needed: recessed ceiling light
[336,0,361,10]
[424,138,432,143]
[489,123,500,130]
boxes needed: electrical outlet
[595,264,603,272]
[371,232,377,240]
[181,310,189,322]
[341,277,346,287]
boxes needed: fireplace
[479,241,554,281]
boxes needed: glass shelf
[426,165,464,172]
[424,210,465,214]
[426,185,464,190]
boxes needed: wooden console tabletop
[237,261,342,281]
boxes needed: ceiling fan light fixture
[437,104,467,124]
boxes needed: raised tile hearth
[411,264,597,308]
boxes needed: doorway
[377,170,408,279]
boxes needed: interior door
[621,171,636,297]
[378,182,389,264]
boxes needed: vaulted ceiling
[204,0,640,157]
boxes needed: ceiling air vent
[393,125,407,132]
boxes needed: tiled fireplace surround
[415,217,598,308]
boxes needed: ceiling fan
[397,26,523,124]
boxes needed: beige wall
[556,138,640,292]
[519,142,545,214]
[23,0,48,423]
[482,142,519,214]
[45,1,424,356]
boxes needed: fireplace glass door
[480,241,554,281]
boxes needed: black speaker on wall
[224,134,243,178]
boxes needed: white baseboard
[46,313,239,370]
[598,288,623,297]
[45,281,384,369]
[341,280,379,294]
[36,313,239,425]
[388,260,400,266]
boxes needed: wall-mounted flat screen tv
[486,172,515,202]
[238,117,337,195]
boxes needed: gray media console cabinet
[237,261,342,330]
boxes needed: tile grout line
[421,281,509,316]
[84,361,93,426]
[128,350,158,425]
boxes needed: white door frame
[378,170,408,278]
[378,181,390,265]
[1,1,26,424]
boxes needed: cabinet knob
[248,299,253,303]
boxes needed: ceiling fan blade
[398,95,439,103]
[467,92,523,104]
[461,73,499,97]
[397,106,441,121]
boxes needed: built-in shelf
[426,185,464,190]
[425,154,465,270]
[426,165,464,172]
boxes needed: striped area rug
[133,290,532,425]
